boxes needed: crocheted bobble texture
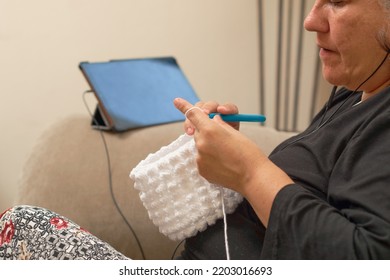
[130,134,243,241]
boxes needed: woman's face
[304,0,390,93]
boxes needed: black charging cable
[82,90,146,260]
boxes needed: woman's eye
[330,0,345,6]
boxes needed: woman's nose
[304,4,328,33]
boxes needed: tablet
[79,57,200,131]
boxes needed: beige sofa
[15,115,295,260]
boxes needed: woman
[173,0,390,259]
[1,0,389,260]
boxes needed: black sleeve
[261,113,390,260]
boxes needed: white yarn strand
[186,106,231,259]
[184,106,203,119]
[220,187,230,260]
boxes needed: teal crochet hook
[209,113,266,123]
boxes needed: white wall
[0,0,262,210]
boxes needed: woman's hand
[179,99,240,135]
[173,97,294,226]
[174,97,265,190]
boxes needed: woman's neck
[361,78,390,101]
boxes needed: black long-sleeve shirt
[262,87,390,259]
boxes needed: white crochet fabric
[129,134,243,241]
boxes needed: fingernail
[186,127,194,135]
